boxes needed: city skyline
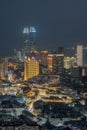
[0,0,87,55]
[0,1,87,129]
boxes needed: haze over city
[0,0,87,55]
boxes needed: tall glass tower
[29,26,36,51]
[23,26,37,58]
[23,27,29,54]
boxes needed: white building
[76,45,83,66]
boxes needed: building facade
[0,57,8,79]
[47,54,64,74]
[23,27,29,56]
[64,57,76,69]
[76,45,83,66]
[24,58,39,80]
[40,50,48,66]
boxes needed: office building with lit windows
[47,54,64,74]
[76,45,83,66]
[40,50,48,66]
[47,54,55,73]
[64,57,76,69]
[0,61,4,79]
[24,58,39,80]
[0,57,8,79]
[23,27,29,54]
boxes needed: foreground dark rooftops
[0,120,38,126]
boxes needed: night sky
[0,0,87,55]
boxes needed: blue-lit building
[23,27,29,54]
[29,26,37,51]
[23,26,37,57]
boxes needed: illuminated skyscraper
[76,45,83,66]
[23,26,37,57]
[23,27,29,54]
[29,26,36,51]
[40,50,48,66]
[24,57,39,80]
[47,54,55,73]
[0,57,8,79]
[0,61,4,79]
[47,53,64,74]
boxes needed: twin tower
[23,26,36,55]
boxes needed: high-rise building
[0,61,4,79]
[24,57,39,80]
[17,51,22,61]
[64,57,76,69]
[40,50,48,66]
[64,57,71,69]
[23,27,29,55]
[23,26,37,57]
[13,48,17,59]
[0,57,8,79]
[47,53,64,74]
[47,54,55,73]
[55,54,64,74]
[76,45,83,66]
[29,26,36,51]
